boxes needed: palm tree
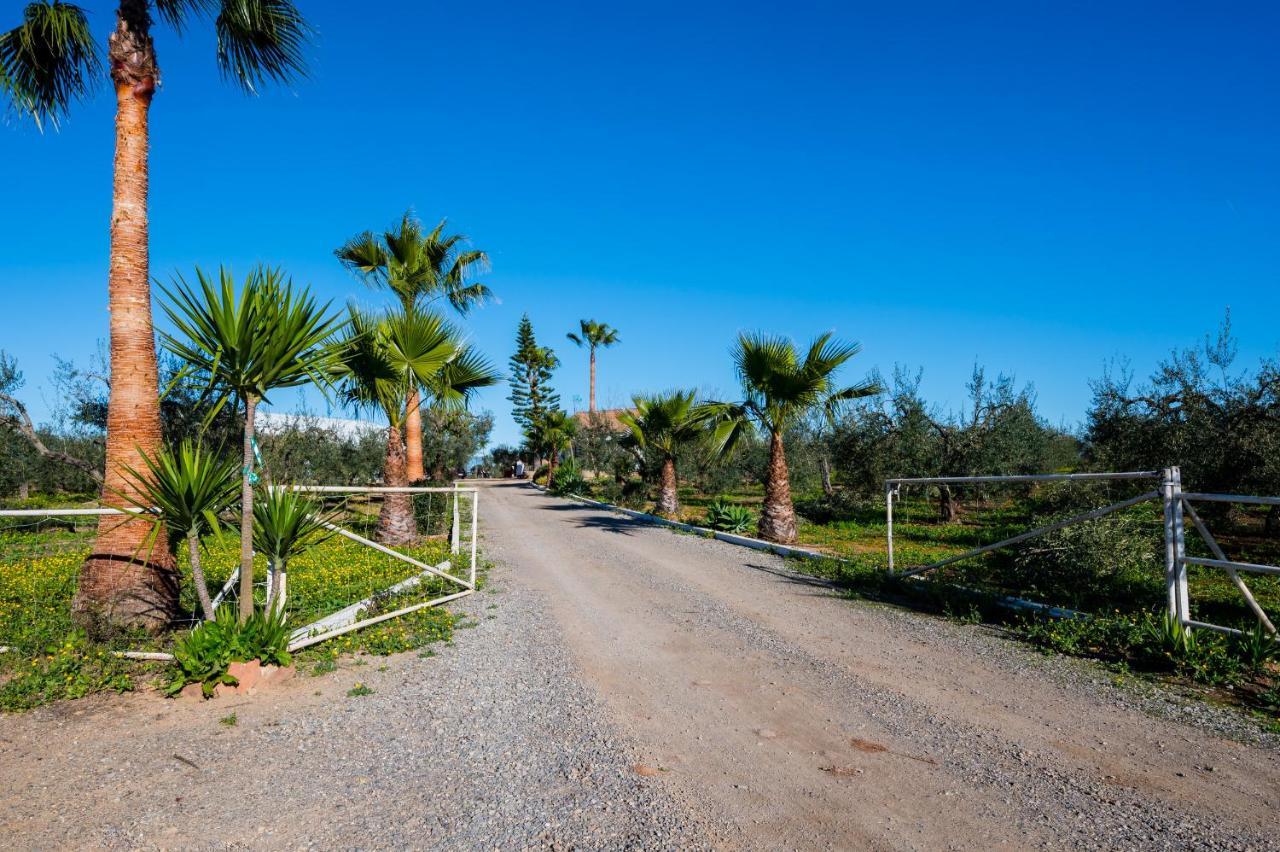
[525,409,577,484]
[335,213,492,482]
[2,1,310,630]
[701,333,877,544]
[566,320,619,414]
[115,440,241,622]
[333,307,497,545]
[616,391,706,517]
[160,266,342,622]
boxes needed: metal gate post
[1170,466,1190,625]
[1161,467,1178,623]
[451,483,461,555]
[885,483,896,575]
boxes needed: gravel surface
[0,556,715,849]
[480,482,1280,851]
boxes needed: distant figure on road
[514,459,526,479]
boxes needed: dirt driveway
[479,481,1278,850]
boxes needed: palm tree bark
[758,430,798,544]
[377,425,417,545]
[238,394,258,622]
[589,348,597,413]
[405,387,424,482]
[73,1,178,632]
[188,531,215,622]
[655,456,679,517]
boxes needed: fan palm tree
[616,390,705,517]
[2,1,311,630]
[332,307,498,545]
[115,440,241,622]
[335,212,492,482]
[160,266,342,622]
[525,409,577,484]
[701,333,877,544]
[566,320,619,414]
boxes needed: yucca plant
[253,488,334,614]
[160,265,344,622]
[116,441,241,622]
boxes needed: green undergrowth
[0,529,488,710]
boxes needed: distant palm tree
[160,266,342,621]
[332,307,497,544]
[525,409,577,484]
[116,441,241,622]
[701,333,877,544]
[336,213,492,482]
[616,390,705,517]
[566,320,619,413]
[1,0,311,630]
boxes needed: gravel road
[1,479,1276,850]
[478,482,1279,851]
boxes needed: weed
[347,682,374,697]
[219,712,237,727]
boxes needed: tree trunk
[377,424,417,546]
[18,481,29,500]
[238,394,258,622]
[188,531,214,622]
[73,1,177,633]
[405,387,424,482]
[589,348,597,413]
[938,484,960,523]
[1266,505,1279,538]
[819,455,834,497]
[655,456,679,517]
[758,430,797,544]
[546,452,558,486]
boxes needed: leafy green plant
[166,605,293,698]
[1230,625,1280,672]
[166,608,240,698]
[549,456,586,496]
[347,682,374,697]
[0,633,133,711]
[115,441,241,621]
[254,488,334,613]
[705,498,755,534]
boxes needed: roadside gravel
[0,558,716,849]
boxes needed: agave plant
[115,441,241,622]
[253,488,334,614]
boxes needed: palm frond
[155,0,215,32]
[0,1,100,130]
[215,0,311,93]
[428,345,500,411]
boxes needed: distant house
[572,408,632,433]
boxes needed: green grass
[0,523,480,711]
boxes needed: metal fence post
[1161,467,1178,623]
[469,490,478,588]
[451,483,461,555]
[1170,466,1190,625]
[885,483,896,575]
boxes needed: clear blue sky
[2,1,1278,450]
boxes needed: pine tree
[508,315,560,432]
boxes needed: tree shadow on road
[536,504,641,535]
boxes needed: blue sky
[2,1,1278,449]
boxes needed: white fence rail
[0,484,482,654]
[884,467,1278,636]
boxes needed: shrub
[1011,514,1160,608]
[705,498,755,533]
[166,605,293,697]
[549,458,586,496]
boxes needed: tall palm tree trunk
[758,430,798,544]
[589,348,597,413]
[655,456,679,517]
[73,1,177,632]
[405,387,424,482]
[238,394,258,622]
[377,425,417,545]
